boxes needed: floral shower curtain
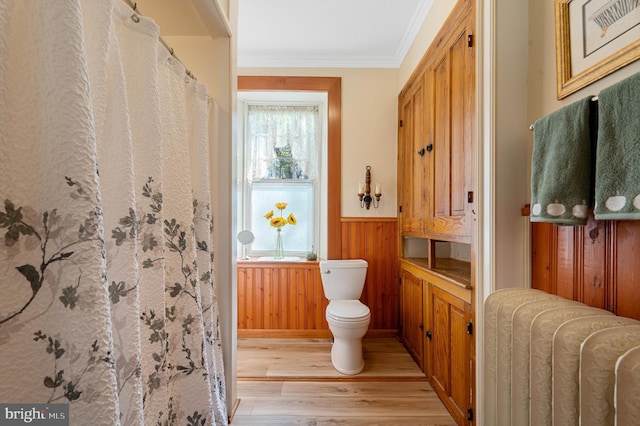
[0,1,227,425]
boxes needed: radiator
[484,288,640,426]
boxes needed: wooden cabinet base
[399,259,473,426]
[427,285,472,426]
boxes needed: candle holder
[358,165,382,209]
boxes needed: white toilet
[319,259,371,375]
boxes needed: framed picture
[555,0,640,99]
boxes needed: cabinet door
[398,73,427,236]
[426,11,474,243]
[400,268,424,367]
[428,285,471,425]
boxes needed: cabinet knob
[425,330,432,340]
[419,323,424,330]
[425,143,433,152]
[417,148,426,157]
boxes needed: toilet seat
[326,300,370,322]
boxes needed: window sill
[238,257,319,266]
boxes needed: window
[239,95,326,257]
[237,76,342,260]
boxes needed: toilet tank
[319,259,368,300]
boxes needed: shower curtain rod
[122,0,198,81]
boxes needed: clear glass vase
[274,228,284,260]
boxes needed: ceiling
[237,0,434,68]
[135,0,435,69]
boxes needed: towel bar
[529,96,598,131]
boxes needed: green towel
[594,71,640,220]
[530,97,594,225]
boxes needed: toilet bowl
[319,259,371,375]
[326,300,371,374]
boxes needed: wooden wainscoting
[530,211,640,320]
[237,217,399,337]
[341,217,399,332]
[237,261,329,337]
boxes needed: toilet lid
[326,300,370,321]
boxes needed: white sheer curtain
[0,1,227,424]
[247,105,319,181]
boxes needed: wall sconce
[358,165,382,209]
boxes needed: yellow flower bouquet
[264,202,296,259]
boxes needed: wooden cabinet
[399,260,473,425]
[426,6,475,243]
[398,0,475,244]
[398,73,427,236]
[427,284,472,426]
[397,1,475,424]
[399,267,425,368]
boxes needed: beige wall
[238,67,400,218]
[163,36,230,106]
[527,0,640,122]
[399,0,457,90]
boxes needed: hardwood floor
[237,337,426,380]
[232,338,456,425]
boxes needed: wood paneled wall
[237,261,329,337]
[237,218,399,337]
[531,212,640,320]
[341,218,399,331]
